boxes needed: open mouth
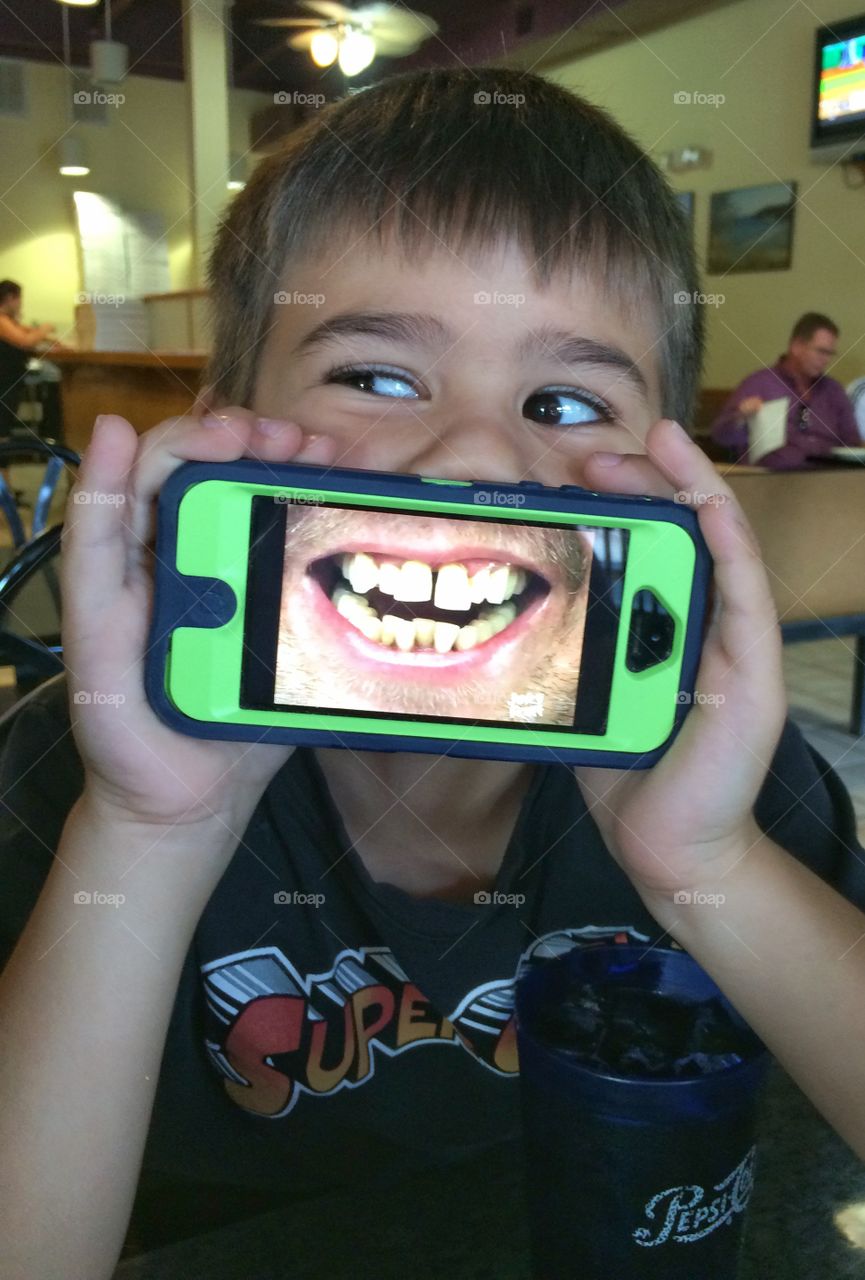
[307,551,550,655]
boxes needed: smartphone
[145,460,711,767]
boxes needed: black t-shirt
[2,675,864,1239]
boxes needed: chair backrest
[0,439,80,550]
[0,524,64,685]
[726,469,865,623]
[0,671,65,759]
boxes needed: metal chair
[0,524,65,693]
[0,438,80,552]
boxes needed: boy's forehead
[277,237,662,406]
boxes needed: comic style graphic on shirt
[201,925,650,1118]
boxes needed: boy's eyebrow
[293,310,649,399]
[293,311,452,356]
[518,326,649,399]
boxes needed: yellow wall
[0,62,270,339]
[547,0,865,391]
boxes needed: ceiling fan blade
[255,17,322,28]
[286,30,319,50]
[365,7,439,41]
[297,0,352,20]
[366,32,422,55]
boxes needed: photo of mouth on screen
[240,497,630,734]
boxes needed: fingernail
[667,419,689,439]
[257,418,288,437]
[201,414,230,429]
[591,452,624,467]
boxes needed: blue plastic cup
[515,944,770,1279]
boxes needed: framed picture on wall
[707,181,797,273]
[675,191,695,233]
[675,190,695,224]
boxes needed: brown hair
[790,312,839,344]
[206,67,703,426]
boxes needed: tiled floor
[783,638,865,845]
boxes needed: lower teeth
[331,587,517,653]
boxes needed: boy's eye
[326,364,420,399]
[523,388,613,427]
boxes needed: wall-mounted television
[811,14,865,160]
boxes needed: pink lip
[293,572,555,682]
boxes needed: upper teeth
[340,552,526,609]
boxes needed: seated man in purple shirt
[710,312,860,469]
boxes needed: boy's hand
[62,406,337,833]
[576,418,786,906]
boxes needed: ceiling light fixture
[91,0,128,86]
[59,134,90,176]
[336,26,376,77]
[226,154,247,191]
[309,29,339,67]
[59,6,90,175]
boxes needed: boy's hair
[0,280,21,304]
[790,312,838,344]
[207,68,703,427]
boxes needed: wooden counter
[50,349,208,454]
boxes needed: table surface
[113,1062,865,1280]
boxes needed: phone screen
[240,496,630,734]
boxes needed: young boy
[2,68,864,1278]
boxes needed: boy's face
[254,238,663,481]
[254,239,663,721]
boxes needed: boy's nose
[401,416,535,486]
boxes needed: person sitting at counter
[710,312,860,468]
[0,278,63,436]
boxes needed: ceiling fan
[255,1,439,77]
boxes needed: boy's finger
[582,451,676,500]
[61,415,139,619]
[128,410,335,549]
[584,420,736,510]
[642,418,736,510]
[698,496,780,659]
